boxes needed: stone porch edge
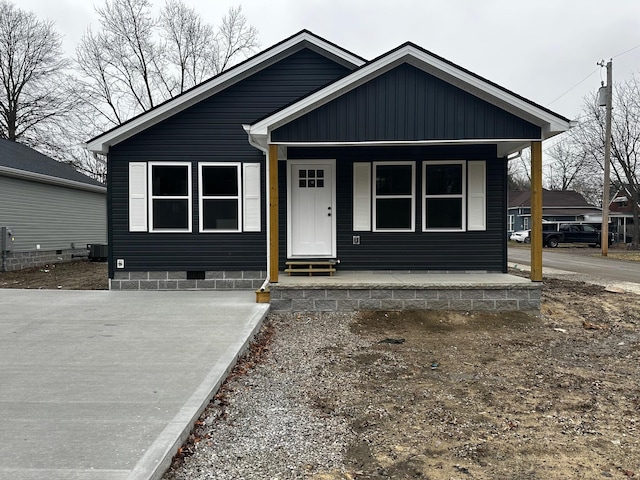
[269,284,541,312]
[109,271,266,290]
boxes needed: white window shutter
[467,161,486,231]
[243,163,261,232]
[129,162,147,232]
[353,163,371,231]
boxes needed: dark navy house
[86,31,571,293]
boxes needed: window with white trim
[373,162,415,232]
[129,162,260,233]
[523,217,530,229]
[149,162,192,232]
[423,161,465,231]
[508,214,514,232]
[199,163,241,232]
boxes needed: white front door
[288,160,336,258]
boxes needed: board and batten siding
[272,63,542,143]
[0,175,106,252]
[281,145,507,272]
[108,48,353,274]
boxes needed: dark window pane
[317,170,324,178]
[299,170,306,179]
[202,199,238,230]
[425,164,462,195]
[153,199,189,229]
[376,165,413,195]
[308,170,316,178]
[202,166,238,196]
[308,179,315,187]
[376,198,412,229]
[317,179,324,188]
[152,166,188,196]
[299,179,307,188]
[425,198,463,229]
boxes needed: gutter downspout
[1,226,6,272]
[243,125,270,291]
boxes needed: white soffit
[85,31,365,154]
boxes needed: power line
[547,42,640,108]
[548,68,599,106]
[613,43,640,59]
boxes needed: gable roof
[508,189,597,209]
[246,42,572,156]
[85,30,366,154]
[0,139,105,193]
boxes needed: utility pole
[598,59,612,257]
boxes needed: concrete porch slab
[276,271,535,288]
[270,271,539,312]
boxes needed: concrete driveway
[0,289,269,480]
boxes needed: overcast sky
[17,0,640,122]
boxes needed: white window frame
[422,160,466,232]
[198,162,242,233]
[148,162,192,233]
[372,161,415,232]
[523,216,530,230]
[508,214,514,232]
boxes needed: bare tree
[508,149,531,190]
[545,136,601,205]
[0,1,75,153]
[76,0,258,130]
[160,0,214,95]
[573,76,640,246]
[212,6,259,75]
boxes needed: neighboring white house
[0,139,106,271]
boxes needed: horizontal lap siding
[0,176,106,251]
[282,146,506,272]
[273,63,541,142]
[109,49,352,273]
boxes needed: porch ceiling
[267,139,532,159]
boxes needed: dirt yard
[337,281,640,479]
[0,260,108,290]
[2,261,639,478]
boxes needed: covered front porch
[246,43,571,311]
[268,270,540,312]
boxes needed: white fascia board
[402,50,572,136]
[252,44,572,140]
[0,166,106,194]
[85,32,365,154]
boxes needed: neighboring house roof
[540,208,602,216]
[85,30,366,154]
[0,138,105,193]
[246,42,572,156]
[610,184,638,204]
[508,189,600,212]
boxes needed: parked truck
[542,223,613,248]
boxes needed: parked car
[510,230,530,243]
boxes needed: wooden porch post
[530,141,543,282]
[269,144,279,283]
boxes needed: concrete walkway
[0,289,269,480]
